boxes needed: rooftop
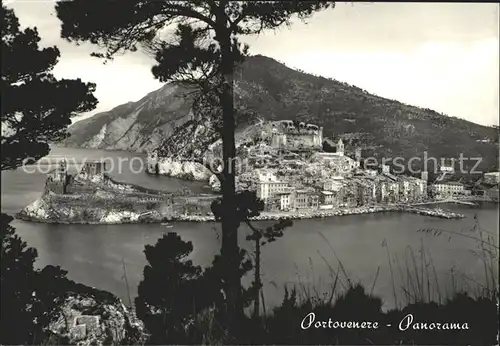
[276,191,293,195]
[437,181,464,186]
[313,152,344,157]
[383,173,398,181]
[296,188,315,194]
[257,179,285,184]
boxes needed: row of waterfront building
[254,167,430,212]
[254,166,499,212]
[249,120,500,210]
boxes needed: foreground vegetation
[1,211,497,345]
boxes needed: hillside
[63,83,196,152]
[63,54,499,173]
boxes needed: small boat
[161,223,174,228]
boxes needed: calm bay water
[1,147,498,310]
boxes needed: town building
[377,175,400,204]
[439,161,455,174]
[294,189,309,209]
[329,138,345,156]
[293,188,319,210]
[398,177,411,202]
[484,187,499,201]
[277,190,294,211]
[309,193,320,209]
[356,179,376,205]
[473,183,499,201]
[432,181,465,198]
[396,176,427,202]
[381,164,390,174]
[310,153,358,175]
[322,178,344,192]
[341,180,359,207]
[319,191,336,209]
[318,177,344,208]
[255,170,289,201]
[409,176,428,201]
[483,172,500,185]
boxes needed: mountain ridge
[63,54,499,173]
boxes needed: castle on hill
[270,120,324,151]
[269,120,347,156]
[45,159,107,194]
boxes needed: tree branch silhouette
[56,0,334,334]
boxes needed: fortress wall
[105,175,166,195]
[171,195,214,215]
[274,121,320,133]
[42,161,180,214]
[49,194,82,201]
[49,189,173,214]
[283,128,319,135]
[174,202,212,215]
[45,181,65,194]
[287,134,316,147]
[271,121,323,150]
[66,184,98,194]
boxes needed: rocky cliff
[18,192,153,224]
[45,285,147,345]
[62,55,499,179]
[63,83,196,153]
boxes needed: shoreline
[15,204,466,225]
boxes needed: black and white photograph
[1,1,499,345]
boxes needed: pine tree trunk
[253,236,261,319]
[218,26,244,333]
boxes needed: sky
[6,1,500,126]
